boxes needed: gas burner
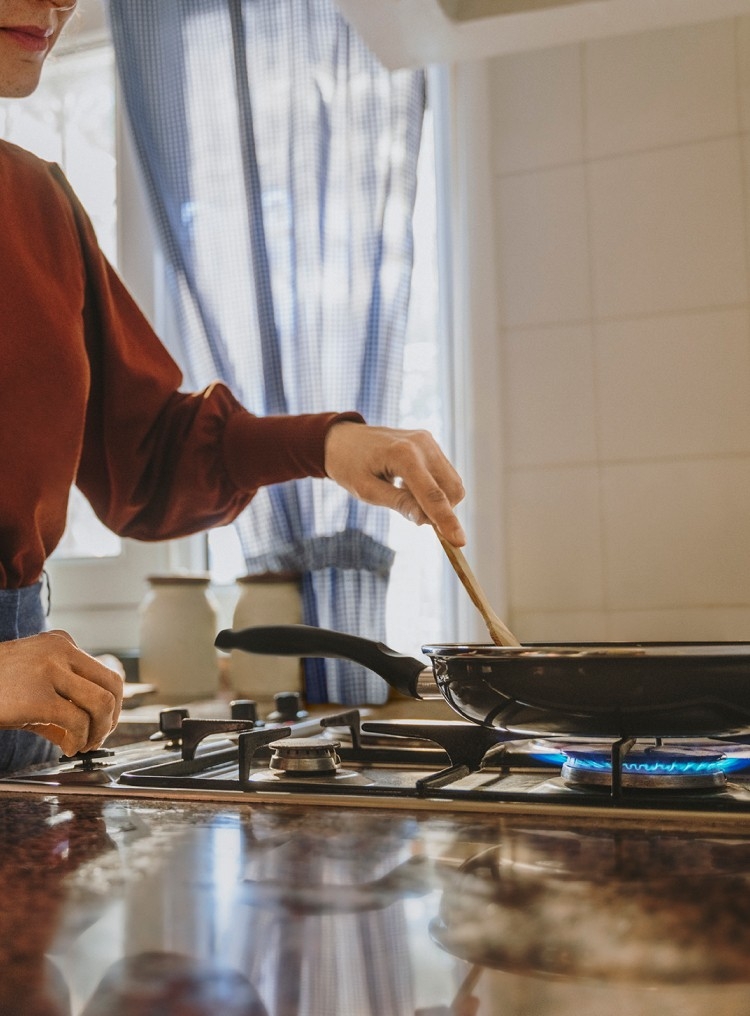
[561,745,729,791]
[268,737,341,775]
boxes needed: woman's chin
[0,70,45,99]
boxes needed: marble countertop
[3,790,750,1016]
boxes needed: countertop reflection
[3,792,750,1015]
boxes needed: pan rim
[421,641,750,659]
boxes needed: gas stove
[7,701,750,824]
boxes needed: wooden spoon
[437,533,522,647]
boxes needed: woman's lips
[1,26,52,54]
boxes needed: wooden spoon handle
[437,534,521,648]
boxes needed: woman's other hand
[324,422,466,546]
[0,631,124,756]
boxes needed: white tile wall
[489,15,750,642]
[496,164,591,327]
[489,45,584,175]
[512,609,609,643]
[601,458,750,609]
[738,18,750,131]
[504,323,597,466]
[584,19,738,159]
[506,466,604,612]
[596,308,750,460]
[588,138,748,317]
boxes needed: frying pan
[214,625,750,738]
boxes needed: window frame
[430,61,510,642]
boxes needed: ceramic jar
[228,572,303,709]
[138,574,220,704]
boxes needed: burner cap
[268,737,341,775]
[561,745,728,791]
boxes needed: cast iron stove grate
[114,709,750,813]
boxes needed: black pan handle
[215,625,425,700]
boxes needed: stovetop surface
[9,710,750,824]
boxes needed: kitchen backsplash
[490,16,750,642]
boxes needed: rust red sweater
[0,139,360,588]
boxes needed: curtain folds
[108,0,425,703]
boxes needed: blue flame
[531,751,750,775]
[533,752,569,767]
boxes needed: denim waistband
[0,581,46,641]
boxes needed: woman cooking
[0,0,465,770]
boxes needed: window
[385,101,449,657]
[206,98,449,661]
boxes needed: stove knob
[155,707,189,742]
[230,699,258,724]
[267,692,308,723]
[60,748,115,769]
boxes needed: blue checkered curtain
[108,0,425,703]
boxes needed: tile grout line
[579,38,610,625]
